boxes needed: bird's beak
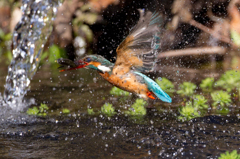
[57,58,89,72]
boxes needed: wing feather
[114,9,163,73]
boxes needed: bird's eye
[85,57,91,62]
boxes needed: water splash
[2,0,63,111]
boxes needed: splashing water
[2,0,63,111]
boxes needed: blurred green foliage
[27,106,39,116]
[193,95,208,109]
[110,86,130,96]
[72,4,96,43]
[87,108,95,115]
[215,70,240,92]
[41,44,67,65]
[178,101,200,121]
[231,30,240,47]
[62,108,70,114]
[177,82,197,97]
[200,77,214,92]
[26,103,49,117]
[101,103,116,116]
[218,150,240,159]
[125,99,147,116]
[178,94,208,121]
[211,91,232,108]
[0,28,12,63]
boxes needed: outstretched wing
[114,9,163,74]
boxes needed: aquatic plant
[178,101,200,121]
[27,103,49,116]
[215,70,240,92]
[27,107,39,116]
[110,86,130,96]
[39,103,49,112]
[200,77,214,92]
[87,108,95,115]
[177,82,197,97]
[211,91,232,107]
[38,103,49,116]
[125,99,147,116]
[218,150,240,159]
[62,108,70,114]
[193,95,208,109]
[41,44,67,64]
[101,103,116,116]
[156,77,175,94]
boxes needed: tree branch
[158,46,226,58]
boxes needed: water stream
[2,0,63,111]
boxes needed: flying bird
[57,9,172,103]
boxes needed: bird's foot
[147,91,155,99]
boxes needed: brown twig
[189,19,237,48]
[158,46,226,58]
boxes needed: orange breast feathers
[99,71,149,98]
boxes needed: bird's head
[58,55,113,73]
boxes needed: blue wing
[134,72,172,103]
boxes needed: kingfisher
[57,9,172,103]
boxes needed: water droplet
[76,120,79,127]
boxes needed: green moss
[87,108,95,115]
[215,70,240,92]
[101,103,116,116]
[110,86,129,96]
[219,150,240,159]
[156,77,175,94]
[193,95,208,109]
[39,103,49,112]
[26,103,49,117]
[125,99,147,116]
[27,107,39,116]
[211,91,232,107]
[178,101,200,121]
[62,108,70,114]
[177,82,197,97]
[200,77,214,92]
